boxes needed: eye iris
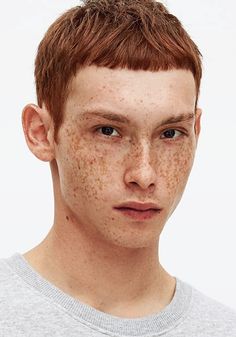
[101,127,114,136]
[163,129,176,138]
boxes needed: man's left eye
[160,129,183,139]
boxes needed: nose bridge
[124,138,156,190]
[133,139,152,168]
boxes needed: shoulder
[0,255,42,312]
[183,281,236,335]
[0,257,18,293]
[191,284,236,318]
[0,255,55,334]
[0,256,27,304]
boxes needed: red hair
[35,0,202,140]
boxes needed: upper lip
[114,202,161,211]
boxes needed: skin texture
[22,66,201,318]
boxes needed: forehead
[66,66,196,117]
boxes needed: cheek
[58,136,118,204]
[158,142,195,194]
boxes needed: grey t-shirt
[0,253,236,336]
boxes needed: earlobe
[22,104,55,162]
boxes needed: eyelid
[92,124,189,139]
[160,124,189,133]
[94,125,121,137]
[160,129,181,138]
[159,128,188,140]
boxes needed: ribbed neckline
[5,253,192,336]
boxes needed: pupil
[164,129,175,138]
[102,127,113,136]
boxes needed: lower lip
[114,208,161,220]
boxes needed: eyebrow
[81,110,130,124]
[159,112,195,126]
[80,109,195,126]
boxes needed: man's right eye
[96,126,120,137]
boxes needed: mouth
[114,202,162,221]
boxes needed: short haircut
[35,0,202,141]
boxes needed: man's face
[54,66,200,248]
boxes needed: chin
[105,233,158,250]
[117,241,157,250]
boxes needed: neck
[23,215,175,317]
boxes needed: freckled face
[54,66,200,248]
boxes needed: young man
[0,0,235,336]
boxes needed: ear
[194,108,202,139]
[22,104,55,162]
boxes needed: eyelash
[95,126,120,136]
[94,125,187,140]
[160,129,185,140]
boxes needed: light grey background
[0,1,235,309]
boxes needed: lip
[115,201,161,211]
[114,202,162,220]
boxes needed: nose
[124,140,156,192]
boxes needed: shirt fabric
[0,253,236,337]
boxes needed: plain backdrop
[0,1,235,309]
